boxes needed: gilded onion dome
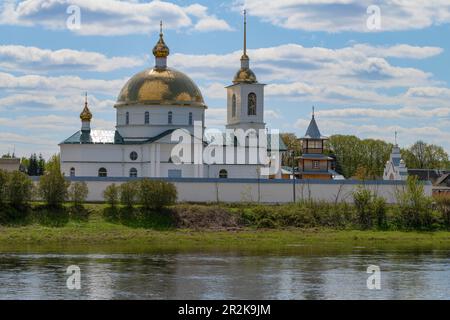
[80,93,92,121]
[152,21,170,58]
[232,10,257,84]
[115,21,206,108]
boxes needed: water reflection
[0,250,448,299]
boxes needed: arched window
[168,111,173,124]
[129,168,137,178]
[219,169,228,178]
[70,167,75,177]
[248,93,256,116]
[126,112,130,125]
[98,167,107,177]
[130,151,138,161]
[188,112,193,125]
[232,94,236,117]
[145,111,149,124]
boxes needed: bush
[434,194,450,229]
[68,181,88,207]
[353,187,373,229]
[7,170,33,209]
[372,196,387,229]
[0,169,7,206]
[38,155,69,208]
[396,176,434,230]
[120,181,137,208]
[137,179,177,211]
[103,183,120,208]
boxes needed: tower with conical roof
[226,10,265,132]
[298,107,333,179]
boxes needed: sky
[0,0,449,159]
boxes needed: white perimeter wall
[44,178,432,204]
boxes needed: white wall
[60,178,432,204]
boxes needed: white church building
[59,18,286,180]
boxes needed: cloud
[171,43,437,90]
[239,0,450,32]
[315,106,450,119]
[294,117,450,148]
[0,71,125,95]
[0,45,145,73]
[0,0,232,35]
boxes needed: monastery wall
[36,177,432,204]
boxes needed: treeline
[281,133,450,179]
[0,155,178,224]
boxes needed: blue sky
[0,0,449,158]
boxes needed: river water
[0,249,448,299]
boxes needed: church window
[248,93,256,116]
[129,168,138,178]
[232,94,236,117]
[70,167,75,177]
[145,111,149,124]
[98,167,107,177]
[189,112,193,125]
[168,111,173,124]
[219,169,228,178]
[126,112,130,125]
[130,151,138,161]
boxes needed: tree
[280,133,302,167]
[38,154,69,207]
[0,169,8,205]
[396,175,434,230]
[7,171,33,208]
[103,184,120,209]
[68,182,88,207]
[37,154,46,175]
[27,153,38,176]
[401,141,449,169]
[138,179,177,211]
[120,181,137,208]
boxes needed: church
[59,17,287,179]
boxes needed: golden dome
[116,67,206,107]
[233,66,257,84]
[80,94,92,121]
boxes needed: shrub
[38,155,69,208]
[137,179,177,211]
[434,194,450,229]
[396,176,434,230]
[372,196,387,229]
[120,181,137,208]
[0,169,7,206]
[68,181,89,207]
[103,183,120,208]
[7,171,33,209]
[353,187,373,229]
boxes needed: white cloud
[294,117,450,148]
[0,0,232,35]
[0,45,145,73]
[240,0,450,32]
[0,71,125,95]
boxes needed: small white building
[383,144,408,180]
[60,19,286,179]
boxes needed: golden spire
[80,92,92,122]
[241,9,249,60]
[152,20,170,59]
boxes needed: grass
[0,203,449,253]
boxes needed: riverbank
[1,204,449,253]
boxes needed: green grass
[0,204,449,253]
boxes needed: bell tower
[226,10,265,132]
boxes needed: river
[0,249,448,299]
